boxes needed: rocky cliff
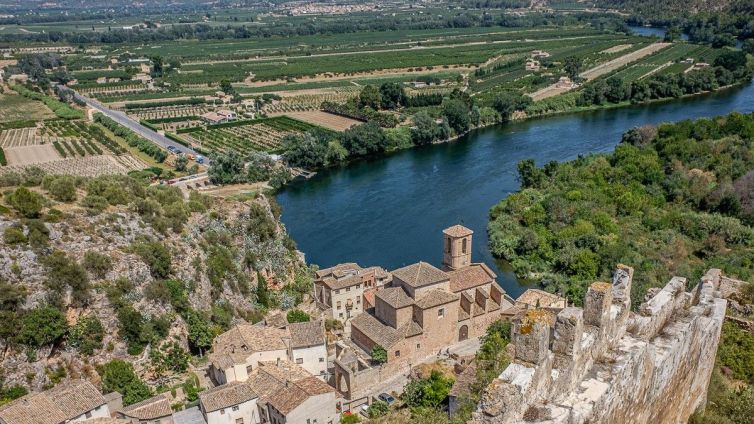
[472,265,729,424]
[0,180,302,391]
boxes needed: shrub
[367,400,389,418]
[67,315,104,355]
[371,345,387,364]
[40,250,90,306]
[16,306,68,349]
[3,226,27,245]
[44,176,77,202]
[286,309,310,323]
[83,251,113,279]
[99,359,151,406]
[8,187,45,218]
[131,241,172,279]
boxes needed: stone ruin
[472,265,729,424]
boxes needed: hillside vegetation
[489,112,754,304]
[0,168,308,404]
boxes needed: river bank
[276,80,754,298]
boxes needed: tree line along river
[276,77,754,299]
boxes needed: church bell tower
[442,225,473,270]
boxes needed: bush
[40,250,90,306]
[367,400,389,418]
[8,187,45,218]
[83,251,113,279]
[340,413,360,424]
[402,370,454,409]
[16,306,68,349]
[131,241,172,279]
[371,345,387,364]
[286,309,310,323]
[3,226,27,245]
[99,359,151,406]
[68,315,104,355]
[44,176,77,202]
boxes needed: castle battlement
[472,265,729,424]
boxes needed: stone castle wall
[472,266,728,424]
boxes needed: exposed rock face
[472,265,728,424]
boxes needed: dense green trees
[403,370,455,409]
[492,93,532,121]
[67,315,104,355]
[488,112,754,306]
[341,122,389,157]
[100,359,151,406]
[370,345,387,364]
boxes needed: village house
[199,382,258,424]
[117,394,173,424]
[525,59,541,72]
[208,320,328,384]
[199,360,338,424]
[216,109,237,121]
[0,380,115,424]
[200,112,228,125]
[252,361,338,424]
[314,263,391,325]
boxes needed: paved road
[74,93,208,163]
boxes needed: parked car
[377,393,395,405]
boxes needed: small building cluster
[0,224,571,424]
[200,109,237,125]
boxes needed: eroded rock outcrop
[472,265,729,424]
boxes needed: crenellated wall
[472,265,728,424]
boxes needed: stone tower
[442,225,473,270]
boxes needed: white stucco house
[288,320,328,380]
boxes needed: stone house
[252,362,337,424]
[117,394,173,424]
[199,382,258,424]
[288,320,328,379]
[0,379,114,424]
[314,263,391,325]
[209,325,290,385]
[209,321,328,385]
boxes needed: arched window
[462,238,467,254]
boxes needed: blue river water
[277,82,754,298]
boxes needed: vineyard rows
[129,106,212,120]
[0,128,40,147]
[0,155,146,177]
[262,91,358,114]
[184,122,294,154]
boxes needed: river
[276,83,754,298]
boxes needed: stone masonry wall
[472,266,728,424]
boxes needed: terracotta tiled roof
[447,263,496,293]
[315,263,360,279]
[209,323,288,369]
[0,380,106,424]
[351,313,403,348]
[400,320,423,338]
[289,320,325,349]
[363,290,376,308]
[415,289,459,309]
[257,360,312,384]
[516,289,566,309]
[265,312,288,329]
[375,287,414,309]
[0,393,67,424]
[86,419,131,424]
[458,308,470,322]
[320,274,362,290]
[47,379,107,420]
[199,382,257,413]
[443,225,473,238]
[119,394,172,420]
[392,262,449,288]
[267,376,334,415]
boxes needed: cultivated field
[178,116,328,154]
[4,144,60,166]
[0,154,147,177]
[579,42,672,81]
[0,90,56,122]
[273,111,361,131]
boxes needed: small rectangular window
[319,357,325,362]
[232,406,240,411]
[438,308,445,318]
[346,287,350,292]
[417,343,421,349]
[339,313,343,318]
[337,301,341,309]
[221,409,225,415]
[296,358,304,364]
[395,350,401,357]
